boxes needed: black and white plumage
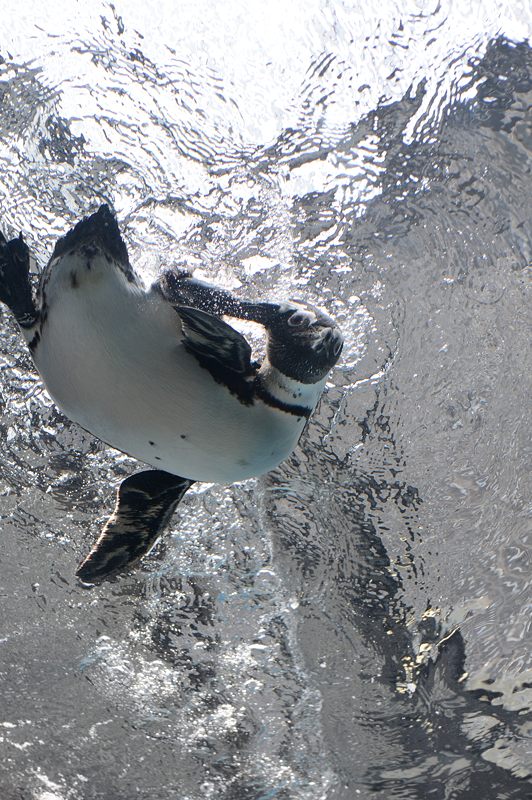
[0,205,343,583]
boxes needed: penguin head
[265,302,343,384]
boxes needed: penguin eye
[288,311,310,328]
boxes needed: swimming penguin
[0,205,343,583]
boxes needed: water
[0,2,531,798]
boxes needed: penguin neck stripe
[253,379,311,418]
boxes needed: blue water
[0,2,531,798]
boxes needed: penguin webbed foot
[76,470,194,585]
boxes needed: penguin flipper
[156,267,278,325]
[76,470,193,584]
[0,230,37,329]
[177,305,253,375]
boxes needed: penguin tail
[0,229,38,329]
[50,204,129,269]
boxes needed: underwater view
[0,1,531,798]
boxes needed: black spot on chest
[70,271,78,289]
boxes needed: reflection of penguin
[410,629,531,790]
[0,205,343,583]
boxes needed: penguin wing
[76,470,193,584]
[0,231,37,328]
[177,305,253,374]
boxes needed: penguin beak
[260,300,344,382]
[311,325,344,367]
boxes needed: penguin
[0,205,343,583]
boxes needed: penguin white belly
[33,257,305,482]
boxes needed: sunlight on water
[0,1,531,798]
